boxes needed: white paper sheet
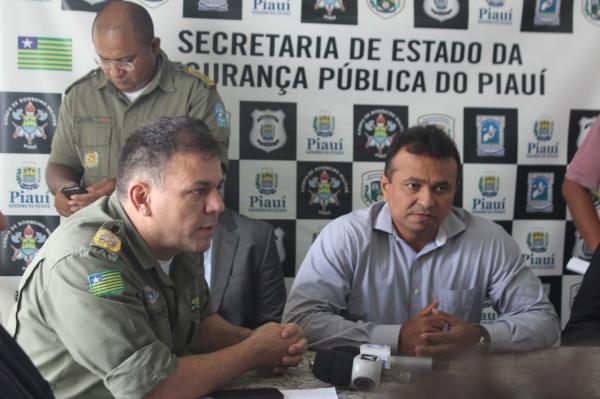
[281,387,338,399]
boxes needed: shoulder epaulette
[64,68,102,94]
[173,63,215,88]
[89,220,125,263]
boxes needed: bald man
[47,0,230,217]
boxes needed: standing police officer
[47,1,230,217]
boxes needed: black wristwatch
[474,324,491,348]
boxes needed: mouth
[198,224,216,234]
[411,212,436,221]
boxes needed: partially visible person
[0,211,7,231]
[207,208,286,329]
[0,324,54,399]
[47,0,230,217]
[284,125,560,357]
[562,245,600,346]
[562,118,600,255]
[8,117,305,398]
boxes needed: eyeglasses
[93,44,151,72]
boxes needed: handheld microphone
[312,349,383,391]
[334,345,449,372]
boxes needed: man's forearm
[147,338,257,399]
[46,163,82,194]
[563,178,600,252]
[191,314,252,353]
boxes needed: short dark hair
[384,125,461,180]
[117,117,220,201]
[92,1,154,45]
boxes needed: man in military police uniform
[8,117,306,398]
[47,0,230,217]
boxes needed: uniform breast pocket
[438,286,482,322]
[74,121,112,178]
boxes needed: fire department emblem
[11,101,48,146]
[9,223,47,270]
[359,110,403,158]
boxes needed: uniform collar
[107,193,160,271]
[92,50,176,94]
[373,202,467,247]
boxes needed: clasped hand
[399,300,481,357]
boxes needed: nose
[417,187,435,209]
[206,188,225,215]
[104,62,125,80]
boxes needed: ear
[151,37,161,54]
[129,181,152,217]
[381,173,391,202]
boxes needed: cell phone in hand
[60,185,87,199]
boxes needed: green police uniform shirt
[48,50,230,189]
[7,193,213,398]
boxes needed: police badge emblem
[526,172,553,213]
[417,113,455,139]
[249,109,287,153]
[577,115,598,148]
[583,0,600,25]
[198,0,228,11]
[423,0,460,22]
[476,115,505,157]
[80,0,108,5]
[361,170,383,206]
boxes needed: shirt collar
[373,202,467,247]
[107,193,159,271]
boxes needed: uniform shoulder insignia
[65,68,102,94]
[89,221,124,263]
[184,66,215,88]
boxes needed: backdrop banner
[1,0,599,329]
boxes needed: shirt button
[414,288,420,295]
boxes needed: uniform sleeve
[283,221,401,352]
[253,226,287,327]
[566,117,600,190]
[484,228,560,352]
[42,253,177,398]
[187,83,230,171]
[48,89,84,174]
